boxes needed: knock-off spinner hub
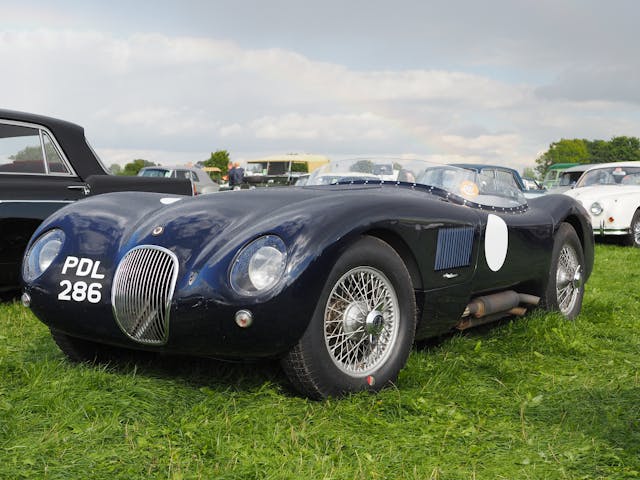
[365,310,385,336]
[572,265,583,289]
[342,301,368,335]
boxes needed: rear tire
[281,236,416,399]
[541,223,585,319]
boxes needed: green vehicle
[542,163,581,188]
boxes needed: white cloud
[249,113,395,141]
[1,24,639,173]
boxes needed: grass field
[1,244,639,479]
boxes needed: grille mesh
[112,245,179,345]
[434,227,474,271]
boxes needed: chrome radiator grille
[111,245,179,345]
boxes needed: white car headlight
[23,229,65,282]
[230,235,287,295]
[590,202,603,216]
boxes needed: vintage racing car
[21,159,594,398]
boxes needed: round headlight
[23,229,65,282]
[230,235,287,295]
[590,202,603,216]
[249,245,285,290]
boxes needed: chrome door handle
[67,185,90,196]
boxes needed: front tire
[541,222,585,319]
[50,329,119,364]
[281,236,416,399]
[625,209,640,247]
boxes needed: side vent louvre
[434,227,474,271]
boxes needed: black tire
[541,222,585,320]
[281,236,417,399]
[50,329,119,364]
[625,209,640,247]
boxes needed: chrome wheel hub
[366,310,385,336]
[324,267,400,376]
[342,301,368,336]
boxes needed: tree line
[110,140,640,180]
[535,136,640,177]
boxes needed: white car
[138,166,219,195]
[563,161,640,246]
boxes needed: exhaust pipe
[457,291,540,330]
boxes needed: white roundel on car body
[485,214,508,272]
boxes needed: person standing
[229,162,244,190]
[228,162,238,188]
[233,162,245,189]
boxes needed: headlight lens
[23,229,65,282]
[230,235,287,295]
[590,202,603,216]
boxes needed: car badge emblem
[152,226,164,236]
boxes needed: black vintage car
[0,109,192,292]
[21,159,594,398]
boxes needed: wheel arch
[560,213,594,280]
[563,214,586,250]
[364,228,423,290]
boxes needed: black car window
[175,170,190,180]
[42,131,70,174]
[0,123,45,174]
[190,171,200,182]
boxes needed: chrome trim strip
[0,200,74,204]
[39,129,49,174]
[593,229,629,236]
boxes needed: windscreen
[306,158,527,209]
[575,166,640,187]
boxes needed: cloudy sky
[1,0,638,171]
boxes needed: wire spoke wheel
[282,236,415,398]
[633,218,640,245]
[555,243,582,316]
[324,266,400,376]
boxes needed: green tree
[536,136,640,177]
[350,159,374,174]
[585,139,611,163]
[291,161,308,173]
[606,136,640,162]
[109,163,122,175]
[10,145,43,162]
[204,150,230,180]
[535,139,590,177]
[121,159,156,176]
[522,167,537,180]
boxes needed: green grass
[1,244,639,479]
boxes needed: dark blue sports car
[21,159,594,398]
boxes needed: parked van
[542,163,580,188]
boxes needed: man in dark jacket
[229,162,244,189]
